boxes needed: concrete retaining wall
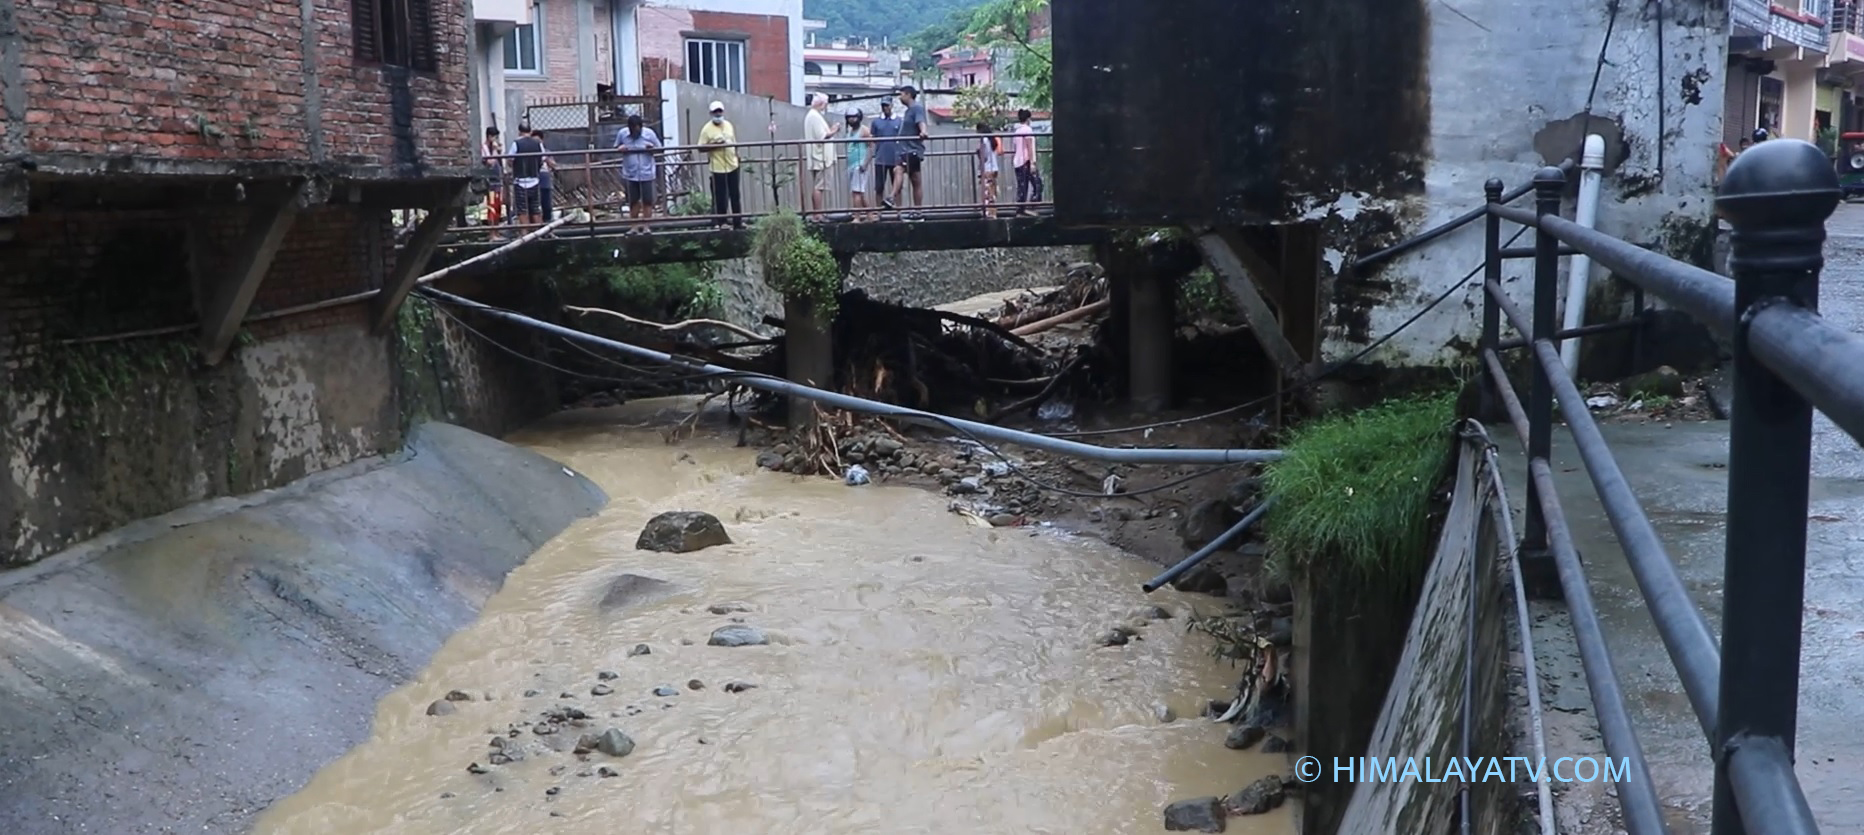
[1333,441,1513,834]
[0,423,606,834]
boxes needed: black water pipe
[1141,497,1275,593]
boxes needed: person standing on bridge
[1011,108,1043,216]
[845,107,876,222]
[884,85,929,220]
[510,126,546,230]
[804,94,840,218]
[615,113,661,234]
[699,101,744,229]
[870,99,903,204]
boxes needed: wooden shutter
[408,0,439,72]
[351,0,380,63]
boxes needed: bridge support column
[785,253,849,429]
[1128,267,1174,413]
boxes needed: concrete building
[803,34,909,103]
[1727,0,1834,143]
[1,0,478,564]
[472,0,806,140]
[1054,0,1730,375]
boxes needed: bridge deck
[431,210,1104,272]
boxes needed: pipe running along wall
[415,289,1286,467]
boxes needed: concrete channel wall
[1333,441,1513,834]
[0,423,606,834]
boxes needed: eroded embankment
[0,423,606,834]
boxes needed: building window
[966,72,977,86]
[352,0,439,71]
[685,38,747,93]
[505,20,542,73]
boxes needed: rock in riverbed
[427,700,457,717]
[1224,723,1266,750]
[1260,735,1291,753]
[600,573,678,611]
[595,728,635,758]
[636,511,732,553]
[1163,796,1227,832]
[708,624,769,647]
[1225,775,1287,815]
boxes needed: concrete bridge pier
[783,253,851,429]
[1127,268,1175,413]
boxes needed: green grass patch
[1263,391,1458,581]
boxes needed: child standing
[976,122,1001,219]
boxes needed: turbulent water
[253,402,1290,835]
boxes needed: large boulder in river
[636,511,732,553]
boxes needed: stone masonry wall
[15,0,472,170]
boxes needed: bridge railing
[462,130,1055,240]
[1479,140,1838,835]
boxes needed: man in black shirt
[511,130,546,227]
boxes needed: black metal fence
[1478,139,1838,834]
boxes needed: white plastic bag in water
[845,465,871,486]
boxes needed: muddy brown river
[253,404,1289,834]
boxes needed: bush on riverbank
[1262,391,1457,581]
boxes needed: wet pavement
[1496,203,1864,833]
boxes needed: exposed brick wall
[639,7,789,102]
[690,11,788,101]
[506,0,595,102]
[0,204,389,359]
[16,0,471,170]
[314,0,473,169]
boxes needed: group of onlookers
[479,84,1047,233]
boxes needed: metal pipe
[1711,138,1833,835]
[1561,135,1608,375]
[1142,498,1275,593]
[1725,735,1822,834]
[1523,167,1565,556]
[1531,338,1720,739]
[1749,304,1864,448]
[1470,427,1558,835]
[1485,279,1533,340]
[1540,214,1737,340]
[1496,317,1642,351]
[418,288,1285,467]
[1526,455,1670,835]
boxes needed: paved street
[1499,203,1864,834]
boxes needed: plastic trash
[982,461,1011,478]
[844,465,871,486]
[1037,400,1075,422]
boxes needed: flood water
[253,402,1290,835]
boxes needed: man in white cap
[698,100,743,229]
[803,93,840,216]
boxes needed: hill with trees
[804,0,982,43]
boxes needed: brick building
[473,0,804,139]
[0,0,484,563]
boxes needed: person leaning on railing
[615,113,661,234]
[699,101,745,230]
